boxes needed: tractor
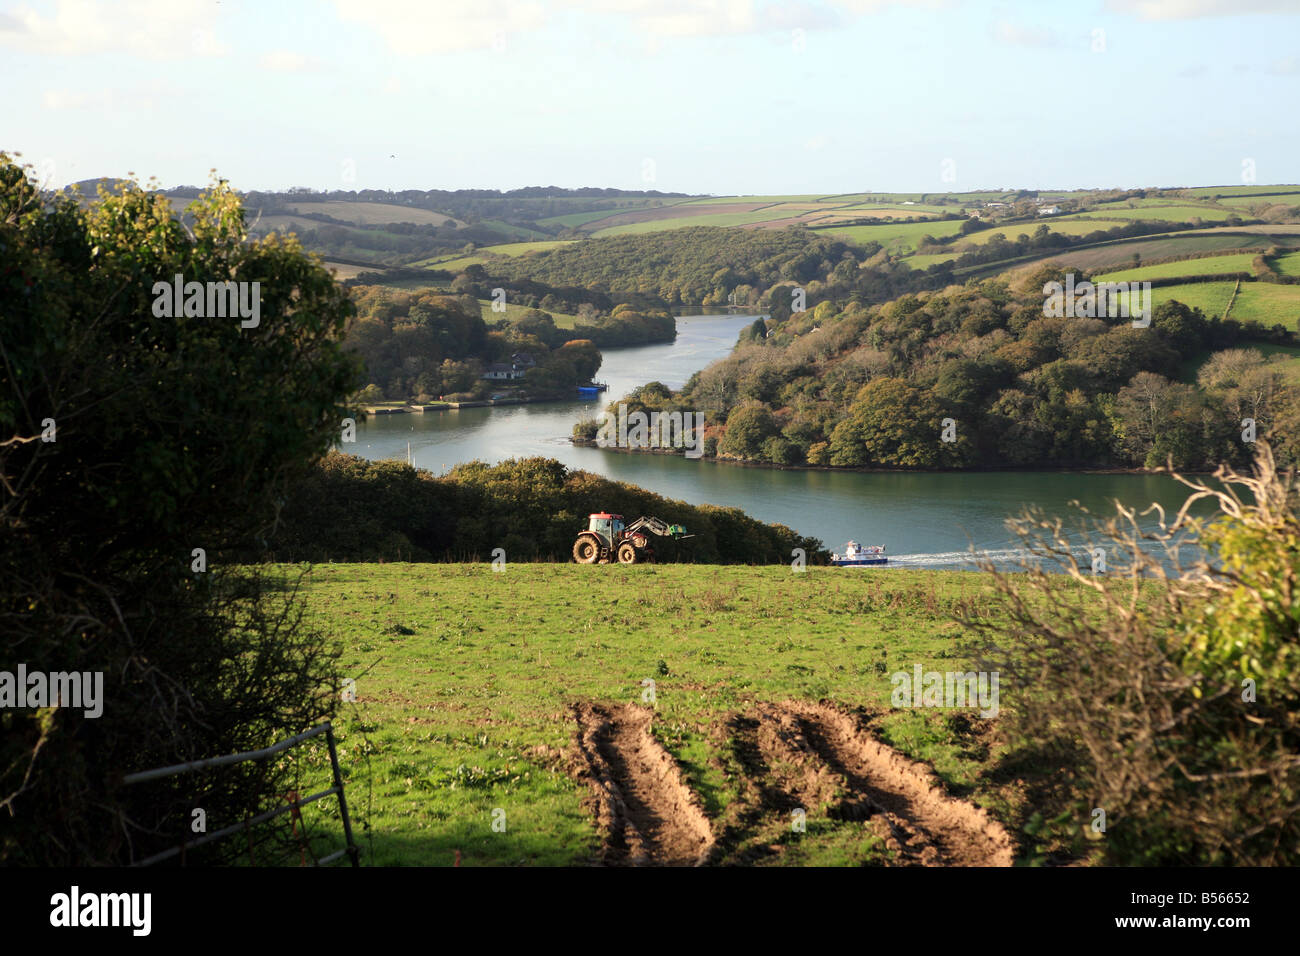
[571,512,691,565]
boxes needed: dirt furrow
[751,700,1014,867]
[571,702,715,866]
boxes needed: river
[352,312,1210,568]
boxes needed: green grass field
[1185,184,1300,199]
[286,563,1040,867]
[680,195,828,205]
[1092,253,1257,283]
[1271,251,1300,277]
[1226,282,1300,328]
[590,207,809,236]
[283,201,460,227]
[412,240,579,272]
[480,219,551,241]
[534,209,644,229]
[1076,205,1237,222]
[1011,233,1288,276]
[1113,280,1236,319]
[810,219,966,253]
[1111,279,1300,326]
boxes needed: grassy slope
[477,299,580,329]
[291,563,1032,867]
[283,201,460,227]
[810,219,966,252]
[590,207,809,236]
[1092,253,1257,282]
[1117,280,1237,319]
[1272,251,1300,276]
[1228,282,1300,327]
[1076,204,1236,222]
[412,240,579,271]
[953,218,1128,246]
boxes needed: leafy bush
[265,453,825,565]
[0,158,357,864]
[965,444,1300,865]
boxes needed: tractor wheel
[573,534,601,564]
[616,542,639,564]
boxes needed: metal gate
[121,722,360,867]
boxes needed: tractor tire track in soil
[740,700,1014,866]
[571,702,715,866]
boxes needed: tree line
[346,287,603,402]
[614,265,1300,472]
[261,453,825,565]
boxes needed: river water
[352,312,1208,568]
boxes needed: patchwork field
[1009,231,1298,275]
[284,563,1046,867]
[204,186,1300,300]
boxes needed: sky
[2,0,1298,196]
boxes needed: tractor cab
[587,512,624,546]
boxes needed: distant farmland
[1076,204,1237,222]
[1092,253,1256,283]
[1272,251,1300,276]
[1111,279,1300,327]
[413,240,579,271]
[283,200,460,227]
[810,218,966,252]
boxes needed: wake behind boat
[831,541,887,566]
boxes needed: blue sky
[2,0,1297,195]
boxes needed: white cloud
[0,0,230,57]
[332,0,546,54]
[1105,0,1299,19]
[259,50,323,72]
[332,0,951,53]
[575,0,839,38]
[993,20,1063,48]
[42,88,113,110]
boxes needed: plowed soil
[571,702,715,866]
[571,698,1013,867]
[741,701,1014,866]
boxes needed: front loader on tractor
[571,512,692,565]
